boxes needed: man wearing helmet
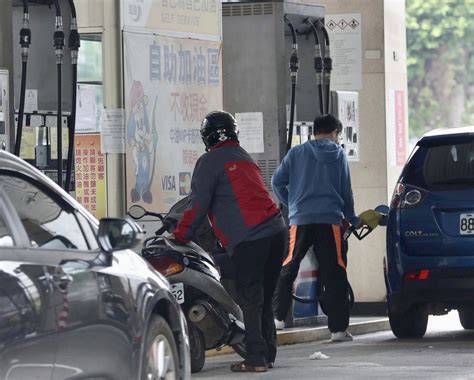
[174,110,287,372]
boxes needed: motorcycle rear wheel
[188,323,205,373]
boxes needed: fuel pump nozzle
[284,15,298,153]
[68,0,80,65]
[14,0,31,156]
[286,25,299,85]
[305,18,324,116]
[53,3,65,65]
[20,5,32,61]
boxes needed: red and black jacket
[174,141,285,254]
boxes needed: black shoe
[267,362,274,369]
[230,361,267,372]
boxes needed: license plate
[460,213,474,235]
[171,283,185,304]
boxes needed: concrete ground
[196,312,474,379]
[207,315,390,356]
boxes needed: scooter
[128,198,246,373]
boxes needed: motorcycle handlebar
[155,225,168,235]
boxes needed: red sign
[75,134,106,218]
[395,90,407,166]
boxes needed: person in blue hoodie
[272,114,362,342]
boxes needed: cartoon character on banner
[127,80,158,204]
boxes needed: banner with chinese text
[74,134,107,219]
[124,32,222,212]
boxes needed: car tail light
[147,256,184,277]
[404,269,430,281]
[390,183,405,209]
[390,183,425,209]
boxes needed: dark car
[0,151,190,380]
[385,126,474,338]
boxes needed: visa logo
[161,175,176,191]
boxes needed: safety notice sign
[325,13,362,90]
[235,112,265,154]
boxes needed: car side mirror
[98,218,143,253]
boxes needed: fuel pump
[65,0,80,192]
[14,0,31,156]
[12,0,76,191]
[284,15,299,153]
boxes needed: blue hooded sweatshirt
[272,139,358,226]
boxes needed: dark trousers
[232,229,287,366]
[273,224,350,333]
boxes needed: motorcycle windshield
[167,196,218,252]
[167,196,190,221]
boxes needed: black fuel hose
[14,1,31,156]
[65,0,80,192]
[68,0,77,18]
[65,62,76,192]
[54,0,60,16]
[53,0,65,187]
[14,62,28,156]
[319,21,332,114]
[306,18,324,116]
[57,63,63,186]
[284,15,298,153]
[287,82,296,153]
[292,283,354,314]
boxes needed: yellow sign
[74,134,107,219]
[121,0,221,38]
[20,127,36,160]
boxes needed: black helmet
[200,111,239,150]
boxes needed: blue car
[385,126,474,338]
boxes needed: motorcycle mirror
[374,205,389,226]
[128,205,147,220]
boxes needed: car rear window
[402,140,474,190]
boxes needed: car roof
[418,126,474,146]
[420,126,474,139]
[0,150,98,224]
